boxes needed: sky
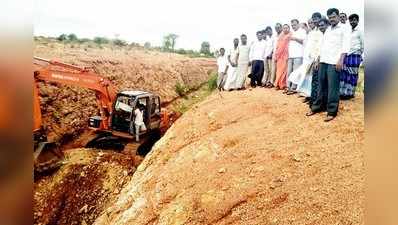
[34,0,364,51]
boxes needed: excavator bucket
[34,142,64,173]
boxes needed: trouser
[311,63,340,116]
[262,58,273,84]
[270,58,277,85]
[309,68,319,107]
[135,123,147,141]
[250,60,264,86]
[217,72,227,90]
[286,57,303,90]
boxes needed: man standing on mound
[306,8,350,122]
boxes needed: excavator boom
[33,57,117,173]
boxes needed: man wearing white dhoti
[288,13,323,102]
[235,34,251,89]
[224,38,240,91]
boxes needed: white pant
[135,123,147,141]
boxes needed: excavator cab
[101,90,161,138]
[87,90,162,153]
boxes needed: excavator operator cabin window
[138,98,147,107]
[115,95,133,112]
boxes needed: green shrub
[67,33,78,42]
[113,38,128,47]
[175,82,189,96]
[57,34,67,41]
[94,37,109,45]
[207,72,218,91]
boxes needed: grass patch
[207,72,218,91]
[172,75,218,114]
[175,82,189,97]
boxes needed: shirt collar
[332,23,341,29]
[352,26,359,32]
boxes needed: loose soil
[93,88,364,225]
[34,149,139,225]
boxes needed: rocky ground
[34,40,216,144]
[92,88,364,225]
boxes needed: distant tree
[57,34,67,41]
[162,36,172,51]
[93,37,109,45]
[163,33,178,51]
[130,42,140,47]
[176,48,187,54]
[113,38,128,47]
[67,33,78,41]
[144,42,151,49]
[200,41,211,55]
[169,33,178,51]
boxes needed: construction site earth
[33,38,364,225]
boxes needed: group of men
[216,8,364,122]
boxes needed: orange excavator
[34,57,172,172]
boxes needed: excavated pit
[34,149,137,225]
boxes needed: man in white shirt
[262,26,275,87]
[249,31,267,87]
[286,19,307,95]
[307,8,351,122]
[340,13,364,99]
[339,12,352,34]
[134,104,147,141]
[290,14,324,102]
[216,48,229,91]
[308,12,325,106]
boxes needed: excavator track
[85,132,125,151]
[34,142,64,174]
[123,142,142,155]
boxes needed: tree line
[46,33,214,57]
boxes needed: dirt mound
[93,88,364,225]
[34,149,138,225]
[34,42,216,143]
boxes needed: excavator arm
[33,57,117,131]
[33,57,117,173]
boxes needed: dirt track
[92,88,364,225]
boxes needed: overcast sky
[34,0,364,51]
